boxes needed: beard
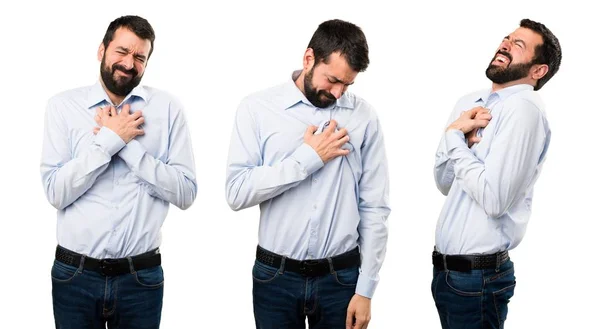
[485,50,534,85]
[100,56,142,97]
[304,67,337,108]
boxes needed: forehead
[315,52,358,82]
[108,27,151,55]
[509,27,543,48]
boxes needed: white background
[0,0,597,328]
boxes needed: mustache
[319,91,336,101]
[495,50,513,62]
[112,64,138,77]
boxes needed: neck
[293,70,306,95]
[491,77,535,92]
[99,78,125,105]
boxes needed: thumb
[346,307,354,329]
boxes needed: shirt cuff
[94,127,126,156]
[445,129,467,152]
[355,273,378,299]
[289,143,324,176]
[118,139,147,166]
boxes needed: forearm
[118,140,197,210]
[41,127,125,210]
[356,211,389,298]
[226,143,323,210]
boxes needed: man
[226,19,390,329]
[41,15,196,328]
[431,19,561,329]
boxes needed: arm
[225,100,324,211]
[41,98,125,210]
[355,115,391,299]
[446,99,547,218]
[434,102,464,195]
[117,103,197,210]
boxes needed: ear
[303,48,315,72]
[97,43,105,62]
[531,63,549,81]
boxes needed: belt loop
[327,257,335,274]
[278,256,286,275]
[495,252,501,273]
[78,254,86,273]
[127,256,135,274]
[442,254,448,272]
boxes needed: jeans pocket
[493,281,516,323]
[51,261,80,283]
[133,266,164,288]
[252,261,280,283]
[333,266,359,287]
[445,271,483,296]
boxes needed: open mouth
[493,52,511,65]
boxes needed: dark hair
[102,15,156,58]
[307,19,369,72]
[520,18,561,90]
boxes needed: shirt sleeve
[117,101,197,210]
[434,100,465,196]
[225,98,324,211]
[40,97,125,210]
[446,98,548,218]
[355,113,391,299]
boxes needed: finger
[332,127,348,139]
[130,110,143,120]
[325,120,338,134]
[134,116,145,126]
[355,318,366,329]
[134,129,145,136]
[94,114,101,125]
[336,148,351,157]
[334,135,350,147]
[476,113,492,121]
[93,127,100,135]
[473,119,490,128]
[346,308,354,329]
[101,106,111,118]
[305,125,318,139]
[109,106,117,117]
[469,136,482,143]
[121,104,131,116]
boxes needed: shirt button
[313,204,317,210]
[313,178,317,183]
[114,181,119,185]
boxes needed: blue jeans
[252,260,358,329]
[51,259,164,329]
[431,259,516,329]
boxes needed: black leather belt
[256,245,360,277]
[55,245,161,276]
[432,249,509,272]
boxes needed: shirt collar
[475,84,534,104]
[86,80,149,109]
[281,70,354,110]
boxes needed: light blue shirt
[226,71,390,298]
[434,84,551,255]
[41,81,197,258]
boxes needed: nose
[330,84,344,99]
[121,55,134,70]
[499,39,511,52]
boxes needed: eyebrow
[327,75,354,86]
[514,39,526,48]
[504,36,526,49]
[115,46,147,60]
